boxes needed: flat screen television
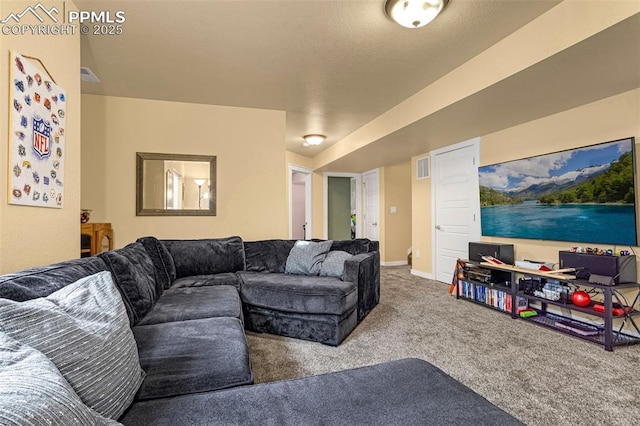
[478,137,637,246]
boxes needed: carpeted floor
[247,266,640,426]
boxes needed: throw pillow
[0,271,145,420]
[319,250,353,278]
[285,240,333,275]
[0,332,119,426]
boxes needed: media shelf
[456,260,640,351]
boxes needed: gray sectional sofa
[0,235,523,425]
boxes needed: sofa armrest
[343,251,380,322]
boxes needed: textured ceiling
[77,0,563,158]
[322,12,640,172]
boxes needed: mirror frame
[136,152,217,216]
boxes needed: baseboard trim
[380,261,408,267]
[411,269,433,280]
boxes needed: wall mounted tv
[479,137,637,246]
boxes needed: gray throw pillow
[319,250,353,278]
[285,240,333,275]
[0,332,119,425]
[0,271,145,420]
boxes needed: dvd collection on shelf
[458,280,528,314]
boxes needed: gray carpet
[247,266,640,426]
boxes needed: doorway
[431,138,481,283]
[323,173,361,239]
[328,177,352,240]
[289,165,312,240]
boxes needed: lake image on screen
[481,202,636,245]
[478,138,637,246]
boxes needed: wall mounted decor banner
[8,51,66,208]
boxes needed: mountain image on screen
[478,138,637,246]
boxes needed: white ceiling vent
[416,156,430,179]
[80,67,101,83]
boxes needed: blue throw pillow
[285,240,333,275]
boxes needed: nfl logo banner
[32,116,52,160]
[8,52,66,208]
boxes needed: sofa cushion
[99,242,159,326]
[0,271,145,420]
[133,317,253,400]
[137,236,177,289]
[243,304,357,346]
[238,271,357,316]
[170,272,241,290]
[161,236,245,278]
[244,239,296,273]
[0,332,119,426]
[0,256,107,301]
[120,358,524,426]
[319,251,353,278]
[285,240,333,275]
[137,285,243,325]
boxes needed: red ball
[571,290,591,307]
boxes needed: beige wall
[286,151,313,170]
[411,155,432,274]
[0,1,80,273]
[411,88,640,277]
[380,162,412,264]
[81,95,287,247]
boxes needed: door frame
[289,164,312,240]
[323,172,362,239]
[430,137,481,282]
[362,168,380,242]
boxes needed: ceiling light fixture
[384,0,449,29]
[303,134,326,146]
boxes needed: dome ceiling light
[303,134,326,146]
[384,0,449,29]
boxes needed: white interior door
[289,165,312,240]
[432,138,481,283]
[363,170,379,241]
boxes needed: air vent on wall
[416,156,430,179]
[80,67,101,83]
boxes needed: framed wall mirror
[136,152,216,216]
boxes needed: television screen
[478,137,637,246]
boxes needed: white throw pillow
[0,332,120,425]
[0,271,145,420]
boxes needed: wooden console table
[81,223,113,257]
